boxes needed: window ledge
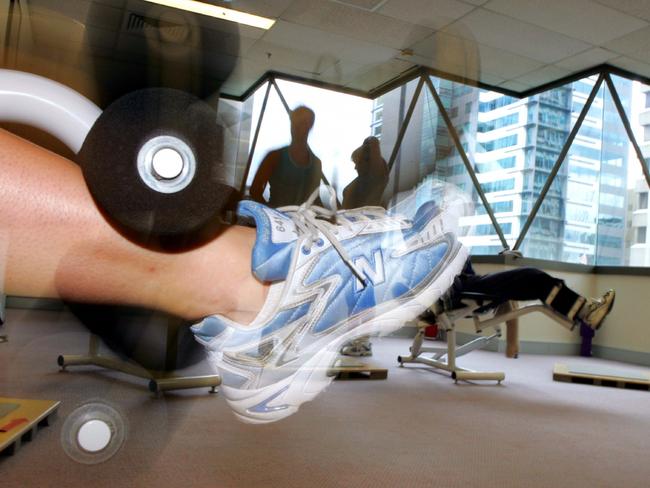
[471,254,650,276]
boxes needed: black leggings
[458,266,581,317]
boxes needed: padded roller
[77,87,236,248]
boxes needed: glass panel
[518,77,641,265]
[217,97,254,189]
[275,79,373,203]
[627,175,650,266]
[519,80,606,263]
[611,74,650,183]
[600,78,649,266]
[242,82,291,197]
[610,74,644,139]
[434,75,583,252]
[380,77,503,253]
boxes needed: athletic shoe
[192,189,468,423]
[340,337,373,357]
[581,289,615,330]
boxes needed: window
[253,72,643,266]
[477,201,513,214]
[636,226,646,244]
[480,178,515,193]
[477,113,519,133]
[646,92,650,109]
[475,156,516,173]
[479,96,518,112]
[482,134,518,151]
[475,223,511,235]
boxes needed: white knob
[152,147,184,180]
[77,420,112,453]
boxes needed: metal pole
[513,73,605,251]
[604,73,650,189]
[386,76,425,174]
[238,81,272,195]
[424,76,510,250]
[271,77,291,115]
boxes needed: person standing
[250,106,323,207]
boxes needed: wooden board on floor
[553,363,650,391]
[0,398,60,456]
[329,357,388,380]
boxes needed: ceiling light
[143,0,276,30]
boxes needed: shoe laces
[279,187,402,287]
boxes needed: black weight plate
[78,87,235,246]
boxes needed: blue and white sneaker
[192,190,468,423]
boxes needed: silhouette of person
[250,106,323,207]
[342,136,389,209]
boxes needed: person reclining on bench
[440,259,615,331]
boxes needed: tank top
[268,146,322,208]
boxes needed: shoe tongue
[238,201,297,282]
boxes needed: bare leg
[0,129,267,323]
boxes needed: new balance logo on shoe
[353,250,386,291]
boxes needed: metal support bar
[58,334,221,394]
[386,76,425,174]
[513,73,605,251]
[604,73,650,190]
[238,81,272,195]
[424,76,510,250]
[271,77,291,115]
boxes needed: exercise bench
[397,290,575,383]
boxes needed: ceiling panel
[480,72,506,86]
[220,58,267,96]
[498,79,532,92]
[483,0,647,45]
[262,20,398,64]
[281,0,433,49]
[319,59,368,87]
[610,56,650,79]
[347,58,414,91]
[245,41,339,76]
[555,47,619,71]
[228,0,295,18]
[604,26,650,58]
[378,0,475,30]
[447,8,591,63]
[593,0,650,23]
[406,30,481,80]
[474,43,545,80]
[512,64,572,86]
